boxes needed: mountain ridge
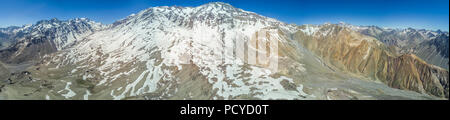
[0,17,105,64]
[0,2,447,99]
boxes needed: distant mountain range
[343,24,449,69]
[0,2,448,100]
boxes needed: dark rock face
[0,36,58,64]
[422,35,449,58]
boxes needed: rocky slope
[0,62,9,80]
[0,2,447,100]
[0,18,105,64]
[295,24,448,98]
[346,24,449,69]
[0,26,20,49]
[413,34,449,69]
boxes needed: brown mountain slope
[0,62,9,80]
[294,24,448,98]
[0,37,57,64]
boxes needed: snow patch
[58,82,76,99]
[300,25,319,36]
[363,47,371,60]
[83,90,91,100]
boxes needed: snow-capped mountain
[339,23,449,69]
[0,18,105,64]
[14,18,105,50]
[348,25,446,48]
[37,2,308,100]
[0,2,448,100]
[0,26,21,49]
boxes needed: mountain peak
[193,2,239,13]
[116,1,274,29]
[202,2,233,7]
[36,18,61,24]
[132,2,236,19]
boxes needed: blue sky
[0,0,448,31]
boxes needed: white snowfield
[58,82,76,99]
